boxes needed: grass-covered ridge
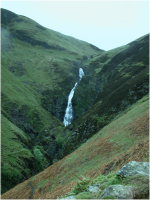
[2,94,149,199]
[1,8,103,56]
[1,8,104,193]
[1,7,104,122]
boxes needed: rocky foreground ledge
[61,161,149,199]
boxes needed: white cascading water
[79,68,85,81]
[63,68,85,127]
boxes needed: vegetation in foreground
[61,173,149,199]
[2,94,149,199]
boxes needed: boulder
[87,184,100,193]
[116,161,149,178]
[100,185,133,199]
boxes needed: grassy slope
[1,8,103,125]
[1,64,62,133]
[9,13,102,55]
[1,8,104,193]
[1,115,34,193]
[1,7,103,122]
[2,35,66,193]
[73,33,149,118]
[58,33,149,158]
[2,94,149,199]
[2,8,102,55]
[1,11,103,110]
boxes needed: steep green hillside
[1,8,103,193]
[1,115,35,193]
[1,8,149,195]
[1,8,103,122]
[2,94,149,199]
[73,33,149,118]
[58,33,149,158]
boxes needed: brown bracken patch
[130,113,149,136]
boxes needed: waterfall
[63,68,84,127]
[79,68,85,81]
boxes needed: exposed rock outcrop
[100,185,133,199]
[116,161,149,178]
[100,161,149,199]
[87,185,101,193]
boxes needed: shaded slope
[73,33,149,118]
[1,115,35,194]
[2,94,149,199]
[58,34,149,158]
[1,64,62,156]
